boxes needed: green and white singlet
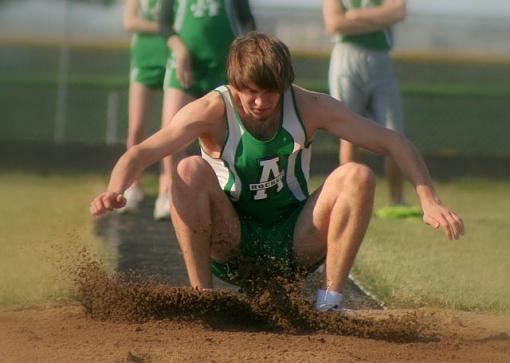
[130,0,169,87]
[207,85,316,283]
[202,85,312,225]
[339,0,393,51]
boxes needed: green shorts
[211,202,323,286]
[130,65,166,89]
[163,58,226,98]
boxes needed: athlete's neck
[232,89,282,141]
[242,109,281,140]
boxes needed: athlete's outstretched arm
[299,87,464,240]
[90,94,222,216]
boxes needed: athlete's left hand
[421,201,464,240]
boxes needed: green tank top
[131,0,169,68]
[201,86,312,225]
[339,0,393,51]
[173,0,242,69]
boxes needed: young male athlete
[90,32,464,312]
[153,0,255,219]
[323,0,408,209]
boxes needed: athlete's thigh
[199,160,242,261]
[173,156,241,261]
[209,191,242,261]
[291,184,328,267]
[292,165,364,266]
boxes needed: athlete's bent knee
[338,162,375,192]
[175,156,214,186]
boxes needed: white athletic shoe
[153,194,171,220]
[314,289,345,312]
[314,302,342,312]
[117,184,144,213]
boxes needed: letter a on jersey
[249,157,284,200]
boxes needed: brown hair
[227,32,294,93]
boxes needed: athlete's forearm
[346,0,406,26]
[322,0,386,35]
[385,133,439,205]
[106,148,146,195]
[123,18,160,33]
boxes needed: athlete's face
[235,84,281,122]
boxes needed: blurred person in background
[153,0,256,220]
[121,0,169,212]
[323,0,414,217]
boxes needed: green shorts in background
[130,65,166,89]
[211,202,310,285]
[163,58,226,98]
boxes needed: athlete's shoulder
[198,90,225,113]
[292,85,336,114]
[291,84,347,132]
[182,90,226,126]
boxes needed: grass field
[1,171,509,314]
[353,178,510,314]
[0,172,108,305]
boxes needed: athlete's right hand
[168,36,193,88]
[175,48,193,88]
[89,192,126,217]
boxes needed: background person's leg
[154,88,196,219]
[170,156,241,289]
[122,82,157,210]
[385,156,404,205]
[370,54,405,205]
[328,44,367,165]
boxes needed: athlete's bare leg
[292,162,375,293]
[339,139,356,165]
[385,156,404,205]
[341,139,404,205]
[158,88,196,198]
[169,156,241,289]
[127,82,157,187]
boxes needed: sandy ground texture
[1,198,509,362]
[1,304,509,362]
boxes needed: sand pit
[1,199,509,362]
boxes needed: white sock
[315,288,343,308]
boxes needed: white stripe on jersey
[282,90,308,201]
